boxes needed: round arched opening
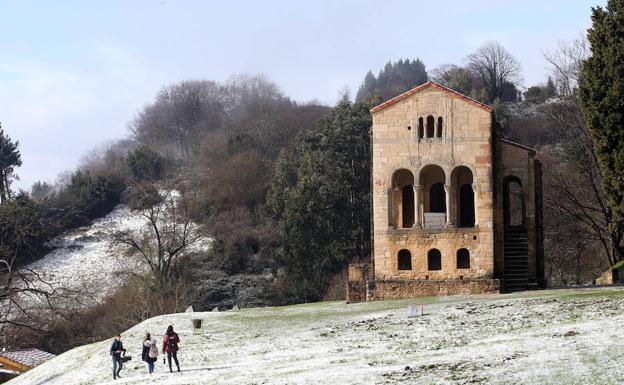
[427,248,442,271]
[398,249,412,270]
[503,176,525,227]
[391,169,415,228]
[451,166,475,228]
[457,248,470,269]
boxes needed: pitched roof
[0,349,55,369]
[370,81,493,114]
[501,138,537,155]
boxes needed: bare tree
[543,35,589,97]
[542,99,620,267]
[114,183,203,288]
[129,80,225,161]
[0,258,53,331]
[466,41,522,102]
[541,36,622,269]
[431,64,477,97]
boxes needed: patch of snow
[9,287,624,385]
[27,205,145,303]
[20,202,211,310]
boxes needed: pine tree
[579,0,624,265]
[0,125,22,204]
[545,76,557,98]
[355,59,427,104]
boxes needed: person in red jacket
[162,325,180,373]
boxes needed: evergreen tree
[355,59,427,104]
[545,76,557,98]
[0,125,22,204]
[355,71,377,105]
[579,0,624,265]
[0,193,49,265]
[268,102,372,300]
[126,145,164,181]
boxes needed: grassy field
[10,287,624,385]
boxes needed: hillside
[9,287,624,385]
[14,201,212,315]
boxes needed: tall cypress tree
[268,102,371,300]
[579,0,624,265]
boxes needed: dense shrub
[0,193,50,265]
[125,145,164,181]
[52,170,125,229]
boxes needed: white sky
[0,0,605,189]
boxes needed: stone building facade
[347,81,544,302]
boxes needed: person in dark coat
[162,325,180,373]
[142,332,158,374]
[109,334,126,379]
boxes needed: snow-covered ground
[26,205,145,302]
[9,287,624,385]
[22,202,211,309]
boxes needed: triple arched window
[418,115,443,139]
[396,248,471,271]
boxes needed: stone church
[347,81,545,302]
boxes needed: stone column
[472,183,479,227]
[413,185,422,228]
[444,184,454,227]
[387,188,393,227]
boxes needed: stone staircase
[503,227,533,293]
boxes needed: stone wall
[365,81,542,302]
[346,263,372,303]
[496,140,540,283]
[373,227,492,280]
[346,281,367,303]
[371,83,495,282]
[367,278,500,301]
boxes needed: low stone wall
[367,278,500,301]
[346,263,372,303]
[348,263,372,282]
[346,281,367,303]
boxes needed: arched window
[436,117,443,138]
[459,184,475,227]
[457,248,470,269]
[418,117,424,139]
[398,249,412,270]
[430,183,446,213]
[452,166,475,228]
[503,176,525,227]
[426,115,435,138]
[428,249,442,271]
[391,169,415,228]
[402,185,414,228]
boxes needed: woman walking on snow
[162,325,181,373]
[142,333,158,374]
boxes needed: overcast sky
[0,0,605,190]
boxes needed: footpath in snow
[9,287,624,385]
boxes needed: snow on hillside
[24,202,211,308]
[9,287,624,385]
[26,205,144,302]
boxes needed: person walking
[109,334,126,380]
[142,332,158,374]
[162,325,180,373]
